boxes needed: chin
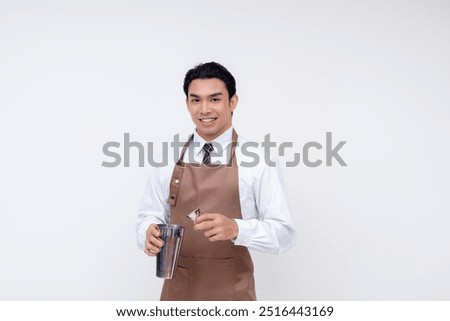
[199,129,215,136]
[198,128,218,138]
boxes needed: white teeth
[200,117,216,123]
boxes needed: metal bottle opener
[186,208,201,221]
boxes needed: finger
[194,220,214,231]
[144,247,157,256]
[153,236,164,248]
[195,213,216,224]
[145,242,162,254]
[146,237,162,249]
[147,225,161,238]
[153,225,161,237]
[204,227,219,238]
[145,248,156,256]
[208,233,222,242]
[146,237,164,250]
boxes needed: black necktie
[202,143,214,165]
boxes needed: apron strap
[228,129,238,167]
[178,134,193,164]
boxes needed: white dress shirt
[136,126,296,254]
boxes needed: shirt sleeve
[233,159,296,254]
[136,166,170,251]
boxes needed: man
[137,62,295,300]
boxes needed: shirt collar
[193,126,233,156]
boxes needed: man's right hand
[144,224,164,257]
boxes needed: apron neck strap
[228,129,238,167]
[178,135,193,164]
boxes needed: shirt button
[174,179,180,184]
[170,194,176,199]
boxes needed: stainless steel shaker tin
[156,224,185,279]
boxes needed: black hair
[183,62,236,100]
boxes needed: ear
[229,94,238,113]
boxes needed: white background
[1,0,449,300]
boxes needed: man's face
[186,78,238,141]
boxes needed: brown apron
[160,129,256,301]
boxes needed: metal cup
[156,224,185,279]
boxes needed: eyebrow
[189,92,224,98]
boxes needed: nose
[200,101,211,114]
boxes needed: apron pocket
[161,259,191,300]
[193,257,235,301]
[169,265,190,293]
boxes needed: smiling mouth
[199,117,217,123]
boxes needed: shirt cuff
[232,219,252,246]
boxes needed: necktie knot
[202,143,214,165]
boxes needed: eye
[211,98,220,102]
[191,98,200,103]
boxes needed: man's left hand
[193,213,238,242]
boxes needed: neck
[196,125,232,142]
